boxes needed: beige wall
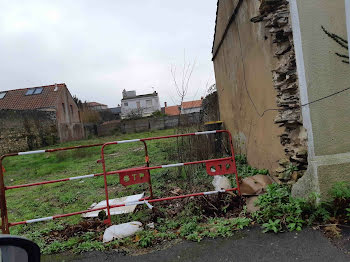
[291,0,350,197]
[213,0,285,171]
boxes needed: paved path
[44,227,349,262]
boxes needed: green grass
[2,128,250,254]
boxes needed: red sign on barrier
[206,159,236,176]
[118,169,150,186]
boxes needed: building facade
[121,90,160,119]
[0,83,84,142]
[212,0,350,197]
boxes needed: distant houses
[163,99,203,116]
[0,83,84,144]
[121,89,161,119]
[86,102,108,111]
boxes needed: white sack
[103,221,143,243]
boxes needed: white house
[121,89,161,119]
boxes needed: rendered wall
[213,0,286,171]
[290,0,350,197]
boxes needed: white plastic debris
[82,193,144,218]
[103,221,143,243]
[146,222,155,229]
[212,176,231,191]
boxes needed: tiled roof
[182,99,203,109]
[0,83,66,110]
[164,99,202,115]
[122,92,158,101]
[87,102,107,107]
[165,105,180,116]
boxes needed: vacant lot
[3,128,252,254]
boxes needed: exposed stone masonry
[251,0,308,182]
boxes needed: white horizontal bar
[144,201,153,209]
[18,150,46,155]
[69,174,95,180]
[161,163,184,168]
[117,139,140,144]
[26,216,53,223]
[194,130,217,135]
[203,190,219,195]
[125,200,144,206]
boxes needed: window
[70,105,74,117]
[0,92,7,99]
[146,99,152,107]
[25,87,43,95]
[124,102,128,107]
[26,88,35,95]
[33,87,43,94]
[62,103,65,114]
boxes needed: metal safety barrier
[0,130,240,234]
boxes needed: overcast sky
[0,0,217,107]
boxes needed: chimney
[164,102,167,107]
[54,83,58,91]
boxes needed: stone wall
[120,113,201,134]
[251,0,308,182]
[201,91,220,123]
[85,112,202,137]
[0,109,58,155]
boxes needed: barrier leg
[0,159,9,233]
[100,147,112,225]
[142,141,153,199]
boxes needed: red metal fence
[0,130,240,234]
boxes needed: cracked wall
[212,0,307,182]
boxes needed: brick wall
[0,109,58,155]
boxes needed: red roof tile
[0,83,67,110]
[181,99,202,109]
[87,102,107,107]
[165,105,180,116]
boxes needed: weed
[253,184,305,233]
[137,230,156,248]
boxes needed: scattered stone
[240,175,274,195]
[291,171,298,181]
[278,158,290,167]
[245,196,260,213]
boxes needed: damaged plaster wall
[250,0,308,182]
[212,0,307,182]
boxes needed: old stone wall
[120,113,201,134]
[0,109,58,155]
[201,91,220,123]
[85,112,202,137]
[251,0,307,182]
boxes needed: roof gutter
[211,0,243,61]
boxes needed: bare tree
[170,52,196,117]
